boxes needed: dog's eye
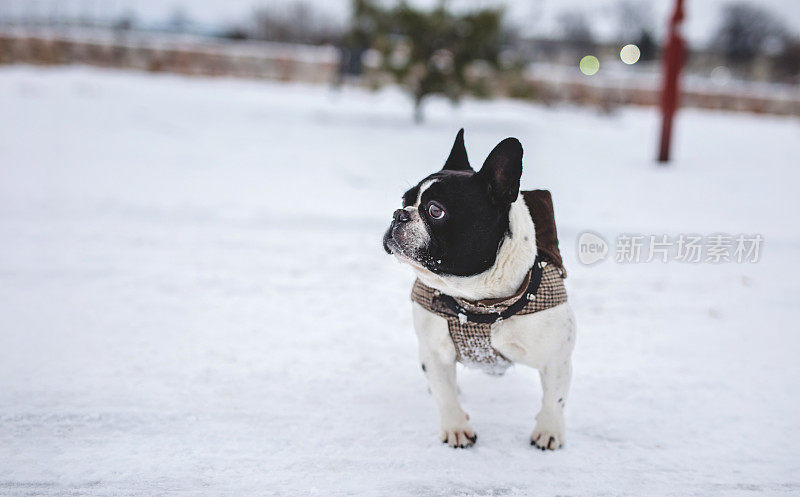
[427,203,445,220]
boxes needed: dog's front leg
[412,303,476,448]
[531,358,571,450]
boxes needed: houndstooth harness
[410,190,568,374]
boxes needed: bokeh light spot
[620,44,641,65]
[579,55,600,76]
[710,65,732,85]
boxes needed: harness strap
[434,256,544,325]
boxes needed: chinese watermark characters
[577,232,763,265]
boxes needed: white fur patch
[415,179,437,207]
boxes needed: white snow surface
[0,66,799,496]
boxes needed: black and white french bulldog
[383,129,576,449]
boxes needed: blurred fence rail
[0,28,338,82]
[1,27,798,117]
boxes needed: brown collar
[432,256,545,325]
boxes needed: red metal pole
[657,0,685,163]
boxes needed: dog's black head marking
[384,129,524,277]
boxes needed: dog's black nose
[393,209,410,223]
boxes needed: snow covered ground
[0,66,799,496]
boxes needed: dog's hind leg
[412,302,476,448]
[531,357,571,450]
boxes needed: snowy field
[1,66,799,496]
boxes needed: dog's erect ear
[442,128,472,171]
[476,137,523,206]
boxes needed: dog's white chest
[489,303,576,369]
[410,262,568,373]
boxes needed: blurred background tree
[251,1,341,45]
[710,2,788,75]
[557,10,595,55]
[771,36,800,83]
[350,0,516,122]
[614,0,658,61]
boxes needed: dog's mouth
[384,233,412,261]
[383,229,429,270]
[382,227,398,255]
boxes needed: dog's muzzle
[383,209,411,254]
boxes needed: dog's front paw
[530,410,565,450]
[440,413,477,448]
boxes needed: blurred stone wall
[1,29,798,117]
[0,29,338,83]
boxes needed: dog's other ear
[442,128,472,171]
[476,138,523,206]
